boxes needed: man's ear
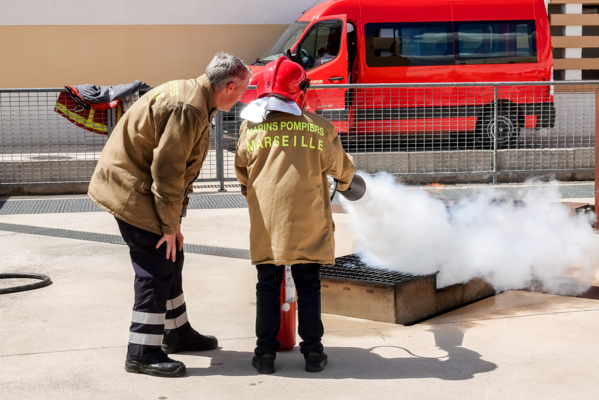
[227,81,237,92]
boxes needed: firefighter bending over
[88,52,251,378]
[235,56,356,374]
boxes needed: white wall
[0,0,317,25]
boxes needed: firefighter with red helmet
[235,56,356,374]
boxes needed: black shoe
[252,353,276,374]
[124,355,186,377]
[161,330,218,354]
[304,351,328,372]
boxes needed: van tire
[474,107,520,149]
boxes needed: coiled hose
[0,273,52,294]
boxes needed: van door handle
[328,77,344,82]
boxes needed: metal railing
[0,81,596,193]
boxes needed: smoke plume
[340,172,599,295]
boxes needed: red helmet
[257,56,310,109]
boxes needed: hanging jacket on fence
[72,80,150,105]
[54,80,150,135]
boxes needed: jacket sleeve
[324,125,355,192]
[235,121,249,197]
[181,183,193,219]
[151,105,202,234]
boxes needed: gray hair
[205,52,252,92]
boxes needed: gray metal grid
[0,89,107,184]
[322,254,431,285]
[0,193,248,215]
[1,81,597,188]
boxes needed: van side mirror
[285,49,301,66]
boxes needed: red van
[227,0,555,149]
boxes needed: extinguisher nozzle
[339,173,366,201]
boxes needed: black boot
[304,351,328,372]
[125,354,186,377]
[162,327,218,354]
[252,353,276,374]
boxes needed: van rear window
[455,21,537,64]
[365,21,537,67]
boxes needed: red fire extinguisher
[277,265,296,351]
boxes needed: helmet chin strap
[299,79,310,91]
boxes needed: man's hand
[156,225,184,261]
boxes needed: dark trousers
[116,218,191,362]
[255,263,324,355]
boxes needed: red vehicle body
[229,0,555,147]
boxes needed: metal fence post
[595,89,599,213]
[215,111,226,192]
[493,85,498,184]
[107,108,113,137]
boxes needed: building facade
[0,0,317,88]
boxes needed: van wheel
[474,108,520,149]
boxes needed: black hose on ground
[0,273,52,294]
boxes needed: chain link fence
[0,81,596,194]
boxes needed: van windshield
[255,22,309,65]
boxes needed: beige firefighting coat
[88,75,217,235]
[235,110,355,266]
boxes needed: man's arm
[151,105,202,234]
[324,128,355,192]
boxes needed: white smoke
[340,172,599,295]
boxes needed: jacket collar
[196,74,217,118]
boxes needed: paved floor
[1,181,598,400]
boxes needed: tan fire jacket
[88,75,217,235]
[235,110,355,266]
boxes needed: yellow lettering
[294,136,297,146]
[294,122,302,130]
[246,141,255,152]
[301,136,308,148]
[280,121,287,130]
[309,137,315,149]
[256,138,263,149]
[169,81,179,97]
[282,136,289,147]
[318,139,323,151]
[273,136,280,146]
[264,136,272,148]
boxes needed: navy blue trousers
[116,218,191,362]
[255,263,324,356]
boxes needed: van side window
[365,20,537,67]
[365,22,453,67]
[455,21,537,64]
[295,20,343,70]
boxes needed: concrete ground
[1,182,598,400]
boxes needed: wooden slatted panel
[552,36,599,48]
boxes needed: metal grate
[322,254,432,285]
[0,193,248,215]
[0,222,250,260]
